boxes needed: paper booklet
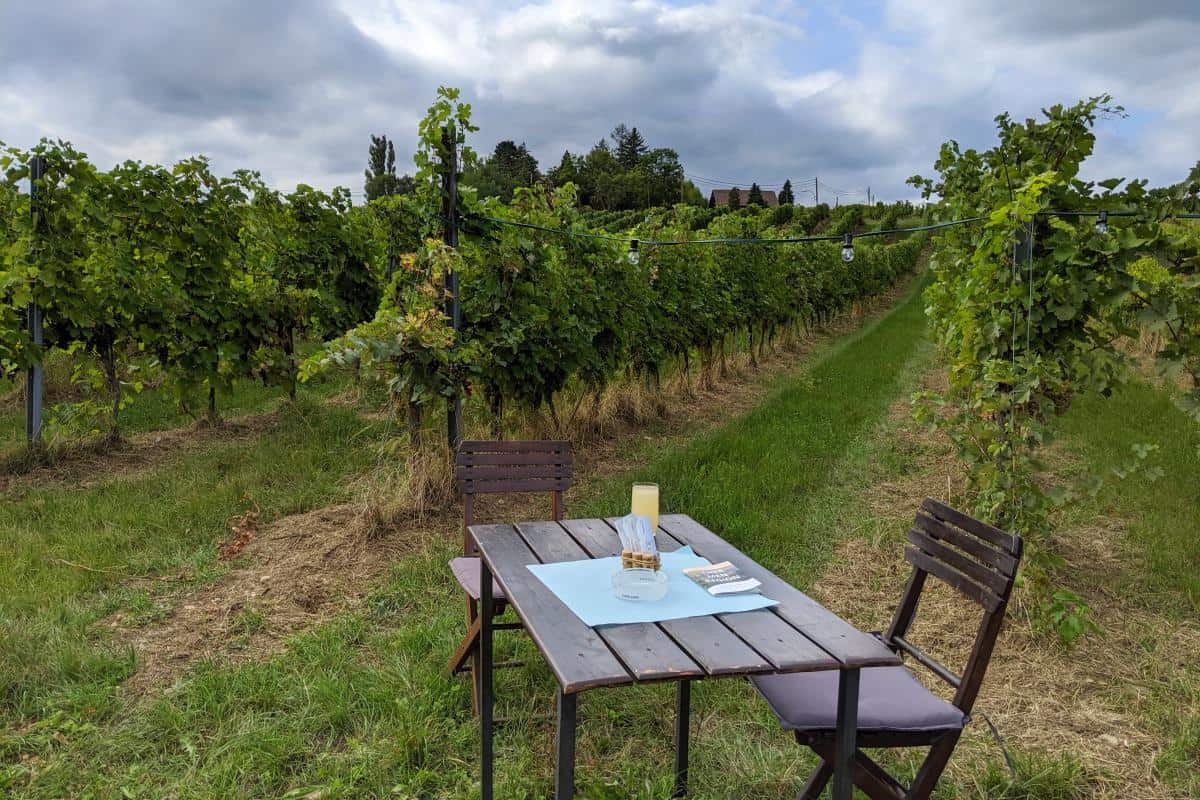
[682,561,763,596]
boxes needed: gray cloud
[1,0,1195,201]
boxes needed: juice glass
[630,482,659,530]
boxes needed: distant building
[708,188,779,208]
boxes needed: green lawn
[1055,378,1200,797]
[2,273,1196,799]
[0,278,943,799]
[1056,378,1200,614]
[0,345,353,461]
[0,398,387,726]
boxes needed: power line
[687,174,811,187]
[685,173,815,190]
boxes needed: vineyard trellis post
[441,122,463,449]
[25,155,46,447]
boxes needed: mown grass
[1054,378,1200,798]
[8,273,1189,798]
[1055,378,1200,614]
[0,398,387,726]
[0,345,354,460]
[1,278,944,798]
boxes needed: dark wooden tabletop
[470,513,901,694]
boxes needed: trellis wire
[460,210,1198,248]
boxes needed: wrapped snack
[617,514,660,572]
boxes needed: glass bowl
[612,567,669,602]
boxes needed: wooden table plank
[470,523,631,693]
[513,521,704,683]
[658,515,900,669]
[561,518,627,557]
[565,519,773,677]
[717,609,838,672]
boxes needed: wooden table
[472,514,901,800]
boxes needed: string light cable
[449,208,1197,249]
[471,213,987,246]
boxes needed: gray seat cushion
[751,666,966,734]
[449,556,505,600]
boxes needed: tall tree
[609,124,630,151]
[462,140,541,202]
[747,182,764,206]
[681,180,705,206]
[616,125,648,169]
[727,186,741,209]
[364,134,412,201]
[580,139,621,209]
[547,150,579,187]
[778,179,795,206]
[492,140,540,185]
[638,147,685,206]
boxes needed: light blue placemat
[526,546,778,627]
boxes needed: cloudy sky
[2,0,1197,203]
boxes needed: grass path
[1053,379,1200,797]
[0,399,387,723]
[3,276,945,799]
[577,272,936,586]
[1055,379,1200,613]
[12,268,1194,799]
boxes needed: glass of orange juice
[630,482,659,530]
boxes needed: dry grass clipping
[111,503,416,694]
[811,368,1199,800]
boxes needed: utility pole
[26,156,46,447]
[814,177,819,205]
[441,123,463,450]
[867,186,872,206]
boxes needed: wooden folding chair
[445,440,572,713]
[751,498,1023,799]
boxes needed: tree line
[363,125,812,212]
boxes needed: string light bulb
[1094,210,1109,235]
[841,233,855,263]
[628,239,639,265]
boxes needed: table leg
[673,679,691,798]
[832,667,860,800]
[480,559,494,800]
[555,689,577,799]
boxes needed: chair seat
[450,557,505,600]
[751,666,966,734]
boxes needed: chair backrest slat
[460,476,571,494]
[906,528,1010,598]
[459,439,571,454]
[456,440,571,496]
[456,450,575,467]
[455,464,573,481]
[903,546,1003,613]
[887,498,1024,715]
[457,440,573,556]
[920,497,1017,553]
